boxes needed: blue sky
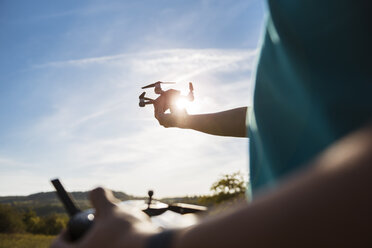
[0,0,265,197]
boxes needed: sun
[176,98,189,109]
[175,98,200,113]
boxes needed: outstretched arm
[184,107,248,137]
[155,105,248,138]
[152,89,248,137]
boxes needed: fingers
[152,89,189,128]
[153,89,179,117]
[154,107,164,123]
[153,97,171,127]
[153,96,166,118]
[155,113,173,128]
[89,187,117,218]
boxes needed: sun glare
[176,98,200,114]
[176,98,189,109]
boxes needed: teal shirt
[249,1,372,194]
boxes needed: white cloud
[4,48,255,197]
[36,49,256,73]
[0,157,27,171]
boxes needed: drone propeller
[189,82,194,92]
[139,92,155,107]
[142,81,176,89]
[139,92,146,99]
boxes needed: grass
[0,233,55,248]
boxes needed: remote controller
[51,179,94,242]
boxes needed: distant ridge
[0,190,138,216]
[0,190,134,203]
[0,191,204,216]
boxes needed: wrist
[175,113,192,129]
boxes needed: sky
[0,0,265,197]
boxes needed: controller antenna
[51,178,80,216]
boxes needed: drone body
[139,81,194,113]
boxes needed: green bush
[0,204,67,235]
[0,204,25,233]
[36,214,67,235]
[23,210,41,234]
[198,172,247,206]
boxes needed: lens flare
[175,98,200,114]
[176,98,189,109]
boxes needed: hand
[51,187,159,248]
[153,89,188,128]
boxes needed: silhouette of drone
[139,81,194,113]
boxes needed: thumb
[89,187,117,218]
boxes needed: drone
[139,81,194,113]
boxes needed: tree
[0,204,25,233]
[198,172,247,206]
[211,172,246,194]
[36,214,67,235]
[23,209,41,233]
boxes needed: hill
[0,191,137,216]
